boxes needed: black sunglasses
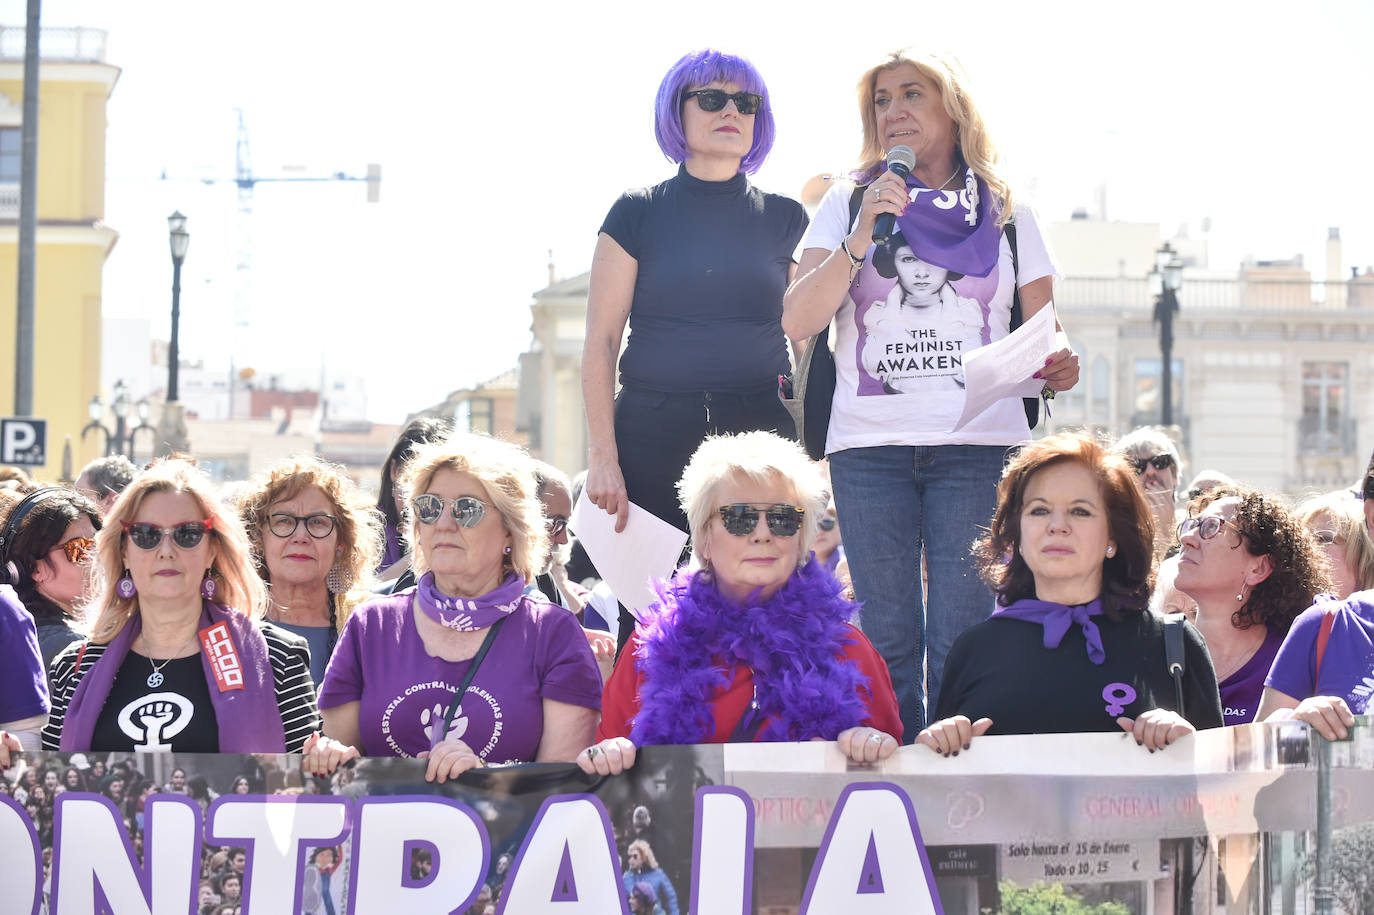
[1130,454,1176,474]
[717,503,804,538]
[412,494,486,527]
[682,88,762,115]
[268,513,338,539]
[122,520,213,550]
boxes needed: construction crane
[169,109,381,418]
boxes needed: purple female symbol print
[1102,683,1137,717]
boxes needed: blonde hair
[236,455,384,626]
[401,431,547,584]
[626,839,659,870]
[88,459,268,644]
[677,431,826,565]
[855,49,1015,228]
[1295,492,1374,594]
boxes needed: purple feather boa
[629,558,871,745]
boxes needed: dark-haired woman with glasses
[580,432,901,778]
[0,486,101,667]
[42,459,327,755]
[237,456,383,686]
[582,49,808,653]
[313,432,601,782]
[1172,486,1330,726]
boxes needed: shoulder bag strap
[1314,608,1337,694]
[1163,613,1187,716]
[435,617,507,749]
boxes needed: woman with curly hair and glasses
[237,456,383,686]
[1173,487,1332,726]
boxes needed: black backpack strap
[1004,220,1040,429]
[1163,613,1187,717]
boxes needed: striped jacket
[41,621,319,753]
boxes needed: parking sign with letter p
[1,418,47,466]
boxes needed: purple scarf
[630,559,870,745]
[60,601,287,752]
[415,571,524,632]
[991,597,1107,664]
[889,170,1001,278]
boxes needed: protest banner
[3,718,1370,914]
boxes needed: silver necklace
[143,632,198,688]
[932,163,963,190]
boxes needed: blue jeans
[830,444,1010,741]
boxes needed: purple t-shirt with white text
[1266,591,1374,714]
[1219,625,1284,726]
[318,589,601,762]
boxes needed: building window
[0,127,18,183]
[1132,358,1183,425]
[455,397,494,435]
[1300,362,1350,455]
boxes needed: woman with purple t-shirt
[314,432,602,783]
[1173,486,1330,726]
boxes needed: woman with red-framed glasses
[0,486,101,668]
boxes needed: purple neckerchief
[890,170,1001,278]
[60,601,287,752]
[416,571,524,632]
[990,597,1107,664]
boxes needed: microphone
[871,145,916,245]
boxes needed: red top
[598,624,903,743]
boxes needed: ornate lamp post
[158,212,192,456]
[80,379,156,459]
[1150,242,1183,426]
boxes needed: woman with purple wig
[581,49,808,652]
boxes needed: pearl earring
[1105,545,1115,557]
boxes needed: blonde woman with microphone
[782,49,1079,740]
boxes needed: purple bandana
[60,601,288,752]
[888,170,1001,278]
[991,597,1107,664]
[415,571,524,632]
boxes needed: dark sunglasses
[546,516,568,537]
[717,503,804,538]
[413,494,486,527]
[268,513,338,539]
[1176,516,1245,543]
[54,536,95,564]
[122,520,213,551]
[1130,454,1176,474]
[682,88,762,115]
[818,517,837,532]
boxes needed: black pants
[612,381,795,653]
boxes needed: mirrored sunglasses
[1130,454,1176,474]
[1176,516,1245,543]
[122,520,213,550]
[268,513,338,539]
[1312,529,1344,546]
[818,517,838,532]
[54,536,95,564]
[546,516,568,537]
[717,503,804,538]
[682,88,762,115]
[412,494,486,527]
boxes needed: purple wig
[653,49,776,175]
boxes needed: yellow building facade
[0,29,119,480]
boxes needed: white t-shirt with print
[800,179,1059,452]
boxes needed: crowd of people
[3,45,1374,914]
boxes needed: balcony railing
[1056,276,1374,313]
[0,27,106,62]
[0,183,17,219]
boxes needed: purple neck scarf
[991,597,1107,664]
[889,170,1001,278]
[416,571,524,632]
[60,601,287,752]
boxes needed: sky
[9,0,1374,423]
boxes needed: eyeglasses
[412,494,486,527]
[53,536,95,564]
[1312,529,1344,546]
[682,88,762,116]
[546,516,568,537]
[267,513,338,539]
[121,520,213,551]
[1130,454,1176,474]
[1176,516,1246,544]
[716,503,804,538]
[818,517,837,532]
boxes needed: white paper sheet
[951,302,1060,433]
[567,489,688,621]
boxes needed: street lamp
[1150,242,1183,426]
[80,379,156,459]
[158,211,192,456]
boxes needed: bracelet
[840,237,865,268]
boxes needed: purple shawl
[890,171,1001,278]
[59,600,288,752]
[990,597,1107,664]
